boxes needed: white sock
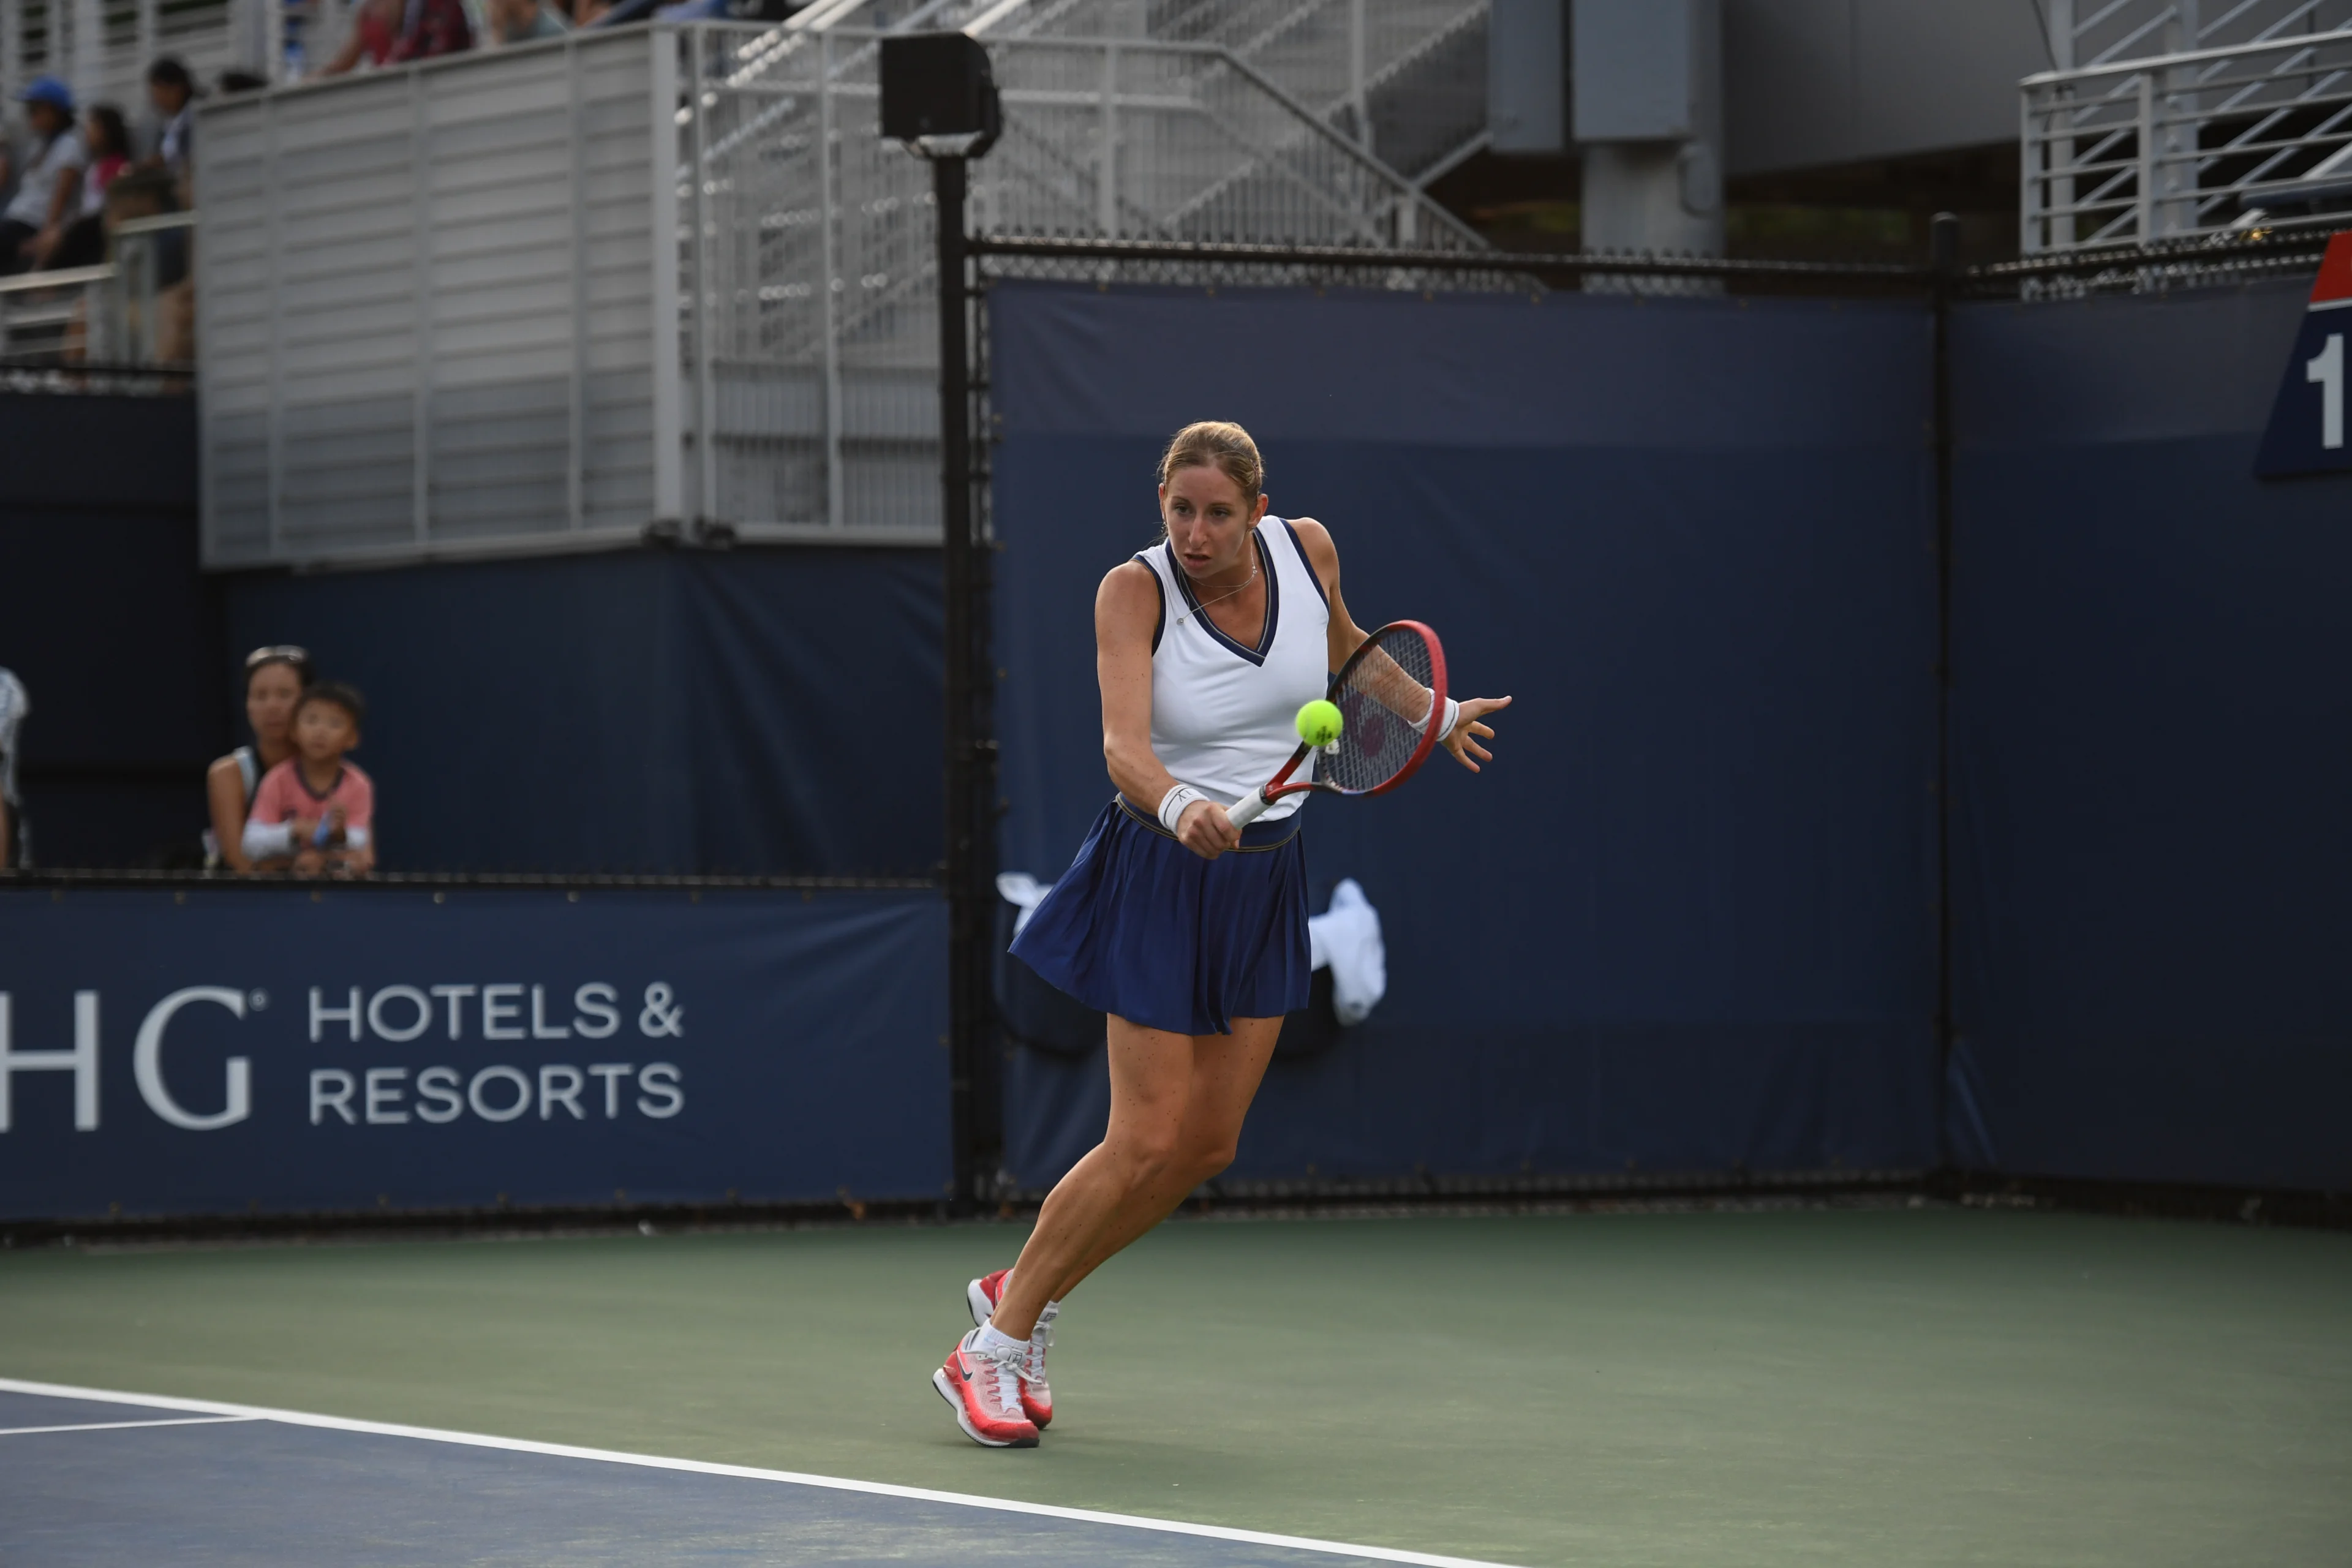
[975,1322,1027,1358]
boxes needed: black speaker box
[880,31,1001,143]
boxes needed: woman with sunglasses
[205,646,314,871]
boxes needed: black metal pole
[937,153,996,1217]
[1929,211,1959,1147]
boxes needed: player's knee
[1186,1139,1238,1183]
[1116,1127,1186,1189]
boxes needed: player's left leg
[1042,1013,1283,1301]
[969,1014,1280,1430]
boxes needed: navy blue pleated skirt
[1010,796,1312,1037]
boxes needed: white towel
[1308,878,1386,1026]
[996,871,1049,940]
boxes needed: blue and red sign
[2256,232,2352,478]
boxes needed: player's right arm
[1098,560,1240,860]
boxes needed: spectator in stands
[0,667,26,868]
[322,0,473,74]
[244,681,375,878]
[488,0,570,44]
[205,646,313,872]
[105,169,194,360]
[1,78,85,274]
[42,104,130,271]
[144,58,197,205]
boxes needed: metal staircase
[679,1,1491,537]
[2025,1,2352,252]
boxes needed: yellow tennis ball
[1296,698,1343,747]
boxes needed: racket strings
[1322,628,1437,793]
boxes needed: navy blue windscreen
[224,549,941,876]
[0,394,223,867]
[990,281,1942,1187]
[0,886,948,1217]
[1947,282,2352,1191]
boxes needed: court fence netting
[6,223,2349,1244]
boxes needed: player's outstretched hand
[1442,695,1512,772]
[1177,797,1243,861]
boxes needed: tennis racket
[1227,620,1449,826]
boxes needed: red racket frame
[1226,619,1449,825]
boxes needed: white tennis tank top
[1134,516,1331,823]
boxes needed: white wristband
[1158,784,1207,834]
[1439,697,1461,739]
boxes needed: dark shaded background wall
[224,549,943,876]
[15,274,2352,1198]
[990,282,1944,1188]
[0,394,224,866]
[1946,281,2352,1192]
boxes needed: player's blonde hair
[1158,420,1264,499]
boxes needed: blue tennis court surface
[0,1381,1494,1567]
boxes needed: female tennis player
[932,420,1510,1447]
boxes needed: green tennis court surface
[2,1207,2346,1566]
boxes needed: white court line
[0,1415,260,1437]
[0,1378,1517,1568]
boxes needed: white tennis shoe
[967,1268,1055,1428]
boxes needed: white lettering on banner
[0,992,100,1133]
[134,988,251,1131]
[587,1063,632,1117]
[415,1066,463,1123]
[530,986,571,1041]
[311,1069,356,1125]
[481,986,526,1041]
[638,985,684,1038]
[540,1065,586,1120]
[573,984,620,1039]
[364,1066,409,1125]
[468,1065,532,1122]
[638,1062,684,1118]
[3,982,692,1133]
[309,986,361,1044]
[366,987,432,1044]
[430,984,477,1039]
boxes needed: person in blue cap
[2,77,88,273]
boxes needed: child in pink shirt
[244,681,375,876]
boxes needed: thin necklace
[1175,556,1258,627]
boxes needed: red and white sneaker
[932,1327,1040,1449]
[967,1268,1055,1428]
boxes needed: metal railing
[0,0,248,109]
[2024,13,2352,251]
[2041,1,2352,70]
[0,211,194,371]
[195,13,1485,567]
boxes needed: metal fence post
[70,0,99,107]
[1348,0,1366,148]
[691,27,720,532]
[136,0,157,82]
[0,0,18,110]
[935,151,997,1218]
[820,30,843,530]
[411,68,433,547]
[567,37,587,533]
[2135,71,2154,243]
[1929,211,1959,1156]
[1098,40,1117,235]
[649,28,685,528]
[264,92,285,557]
